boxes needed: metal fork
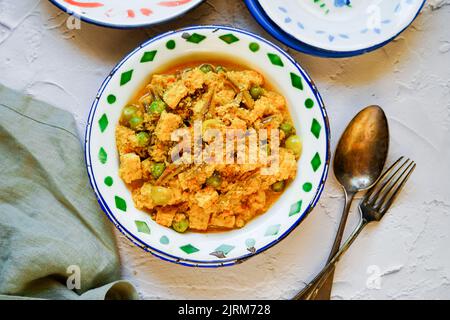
[294,156,416,300]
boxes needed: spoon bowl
[334,105,390,193]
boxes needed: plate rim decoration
[84,25,331,267]
[48,0,205,29]
[245,0,426,58]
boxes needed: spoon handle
[293,219,369,300]
[295,189,355,300]
[313,190,356,299]
[329,190,356,260]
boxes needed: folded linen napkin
[0,84,138,300]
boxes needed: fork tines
[363,156,416,214]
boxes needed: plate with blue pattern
[248,0,426,57]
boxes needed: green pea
[136,132,150,147]
[280,123,293,137]
[250,86,264,100]
[151,162,166,179]
[129,116,143,130]
[149,100,167,114]
[151,186,172,206]
[285,135,302,156]
[122,105,138,120]
[200,64,213,73]
[272,181,285,192]
[215,66,227,73]
[172,218,189,233]
[206,173,222,188]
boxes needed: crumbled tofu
[178,165,216,191]
[163,81,189,108]
[212,87,236,106]
[148,74,177,98]
[193,187,219,208]
[132,183,154,210]
[155,111,182,142]
[150,141,168,162]
[188,204,211,231]
[116,125,139,155]
[119,153,142,183]
[156,206,177,227]
[182,68,205,93]
[117,63,300,232]
[251,95,284,121]
[141,158,153,180]
[226,70,264,91]
[210,211,236,229]
[264,91,286,111]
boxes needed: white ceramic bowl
[49,0,204,29]
[258,0,426,55]
[85,25,330,267]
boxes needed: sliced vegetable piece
[139,94,153,108]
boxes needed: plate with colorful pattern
[49,0,204,29]
[254,0,426,56]
[85,25,330,267]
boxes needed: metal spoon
[299,105,389,300]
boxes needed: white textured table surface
[1,0,449,300]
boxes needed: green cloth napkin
[0,84,138,300]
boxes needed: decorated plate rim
[48,0,205,29]
[258,0,426,53]
[84,25,331,267]
[245,0,426,58]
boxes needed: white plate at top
[49,0,204,29]
[258,0,426,54]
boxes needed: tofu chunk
[226,70,264,91]
[182,68,206,93]
[155,111,182,142]
[193,187,219,208]
[119,153,142,183]
[210,211,236,229]
[163,81,189,108]
[116,125,139,155]
[188,204,211,231]
[156,206,178,227]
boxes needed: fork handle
[293,219,369,300]
[297,190,356,300]
[314,191,357,299]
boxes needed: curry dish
[115,59,301,232]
